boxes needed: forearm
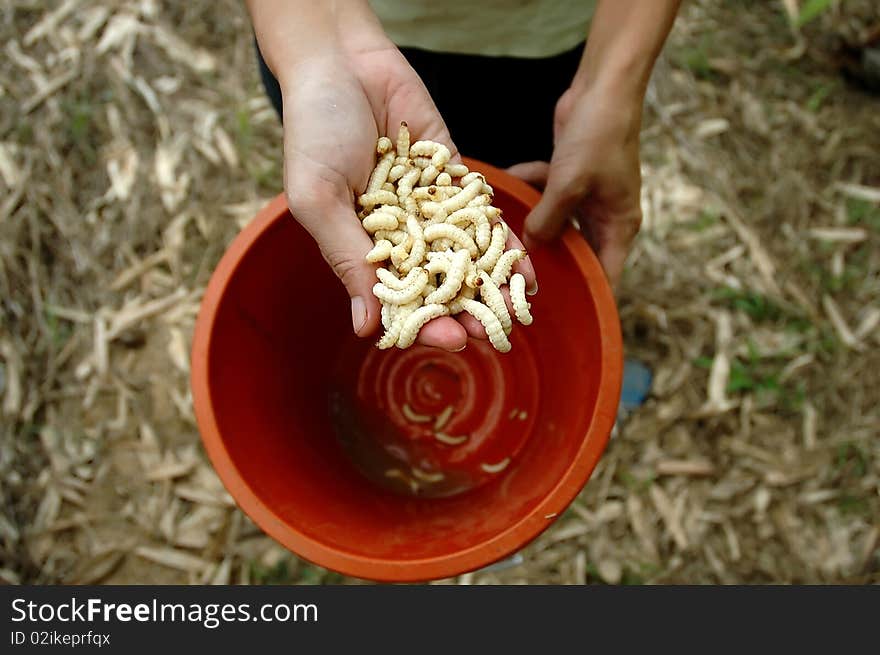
[245,0,388,85]
[574,0,681,99]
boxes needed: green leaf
[796,0,833,27]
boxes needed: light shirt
[368,0,596,58]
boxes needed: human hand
[512,83,643,290]
[281,44,536,349]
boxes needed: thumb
[524,163,585,243]
[289,197,381,338]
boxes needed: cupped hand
[281,45,535,350]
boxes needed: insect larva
[434,405,454,431]
[376,136,393,154]
[478,271,512,335]
[376,267,410,290]
[435,172,452,186]
[446,208,491,252]
[419,164,440,187]
[480,458,511,474]
[398,215,427,275]
[396,303,450,348]
[396,167,421,200]
[396,121,410,159]
[490,248,526,286]
[366,239,393,263]
[362,211,398,233]
[358,189,399,209]
[366,151,395,193]
[423,223,478,258]
[454,298,511,353]
[402,402,432,424]
[372,268,428,305]
[373,229,408,245]
[385,468,419,494]
[475,222,507,271]
[409,140,451,167]
[411,468,444,483]
[509,272,533,325]
[434,432,468,446]
[444,163,469,178]
[437,178,483,214]
[388,163,407,182]
[376,301,419,349]
[424,249,469,305]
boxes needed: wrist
[247,0,388,86]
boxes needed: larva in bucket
[359,124,536,352]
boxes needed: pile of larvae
[359,122,534,352]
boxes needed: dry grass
[1,0,878,585]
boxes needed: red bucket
[191,158,622,582]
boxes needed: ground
[1,0,878,585]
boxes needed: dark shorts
[257,42,584,168]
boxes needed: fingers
[286,186,382,337]
[505,230,538,295]
[416,316,468,350]
[506,161,550,190]
[593,208,642,290]
[524,163,585,244]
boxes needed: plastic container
[191,158,622,582]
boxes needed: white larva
[366,239,393,263]
[376,136,393,154]
[480,458,511,474]
[409,140,451,167]
[434,432,468,446]
[475,222,508,271]
[366,151,395,193]
[478,271,512,335]
[446,208,491,252]
[396,167,421,200]
[434,405,454,430]
[438,178,484,214]
[376,301,420,349]
[411,468,444,483]
[397,303,449,348]
[372,267,428,305]
[373,229,408,245]
[444,163,469,178]
[396,121,410,159]
[361,211,398,233]
[424,249,469,305]
[509,273,533,325]
[375,267,410,290]
[358,189,398,209]
[388,163,407,182]
[398,214,427,274]
[491,248,526,286]
[435,172,452,186]
[454,298,511,353]
[419,164,440,187]
[423,223,478,258]
[401,402,431,424]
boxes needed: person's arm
[521,0,681,288]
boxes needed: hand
[281,45,471,349]
[516,83,644,289]
[281,45,536,350]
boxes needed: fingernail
[527,281,538,296]
[351,296,367,334]
[453,344,467,352]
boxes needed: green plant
[795,0,833,27]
